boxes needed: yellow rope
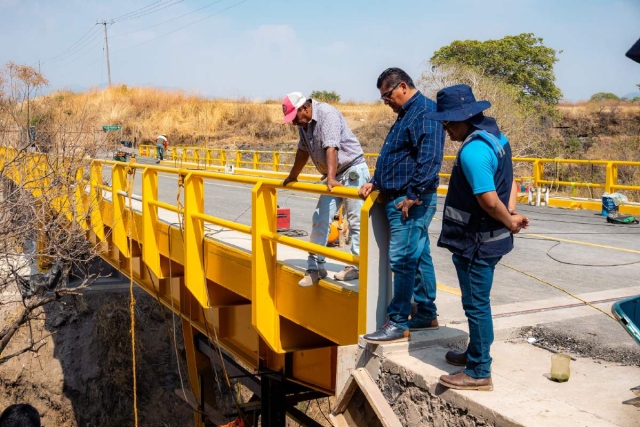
[126,167,139,427]
[428,224,616,321]
[498,261,616,321]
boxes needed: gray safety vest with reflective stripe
[437,130,514,259]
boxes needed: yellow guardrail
[139,145,640,196]
[100,161,372,353]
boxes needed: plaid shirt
[371,91,444,200]
[298,100,364,176]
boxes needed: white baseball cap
[282,92,307,124]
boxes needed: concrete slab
[359,327,469,359]
[382,341,637,427]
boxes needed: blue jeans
[156,144,165,160]
[307,162,370,270]
[452,254,501,379]
[385,192,438,329]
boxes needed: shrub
[590,92,620,101]
[310,90,341,103]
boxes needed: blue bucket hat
[424,84,491,122]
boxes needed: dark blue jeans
[452,254,501,379]
[385,193,438,329]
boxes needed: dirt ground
[0,284,340,427]
[520,324,640,366]
[0,287,194,426]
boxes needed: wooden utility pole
[99,20,112,87]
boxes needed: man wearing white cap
[282,92,370,287]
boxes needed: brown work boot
[439,371,493,391]
[334,266,359,281]
[445,350,468,367]
[408,313,439,331]
[298,268,327,287]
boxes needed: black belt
[376,189,436,204]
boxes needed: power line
[111,0,185,24]
[44,25,102,62]
[110,0,166,21]
[111,0,248,55]
[110,0,227,40]
[44,28,104,64]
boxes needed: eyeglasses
[442,121,451,129]
[380,82,401,100]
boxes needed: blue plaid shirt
[371,91,444,200]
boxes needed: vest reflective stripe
[480,228,511,242]
[438,130,514,259]
[444,205,471,225]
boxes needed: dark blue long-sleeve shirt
[371,91,445,200]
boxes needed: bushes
[310,90,341,103]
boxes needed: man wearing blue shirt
[359,68,445,343]
[426,84,529,391]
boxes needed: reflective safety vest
[438,130,514,260]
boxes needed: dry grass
[28,86,397,150]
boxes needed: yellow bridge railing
[1,147,393,397]
[139,145,640,197]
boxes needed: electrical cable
[315,399,331,425]
[110,0,166,21]
[43,25,102,62]
[110,0,226,39]
[515,235,640,267]
[110,0,248,55]
[43,27,104,64]
[498,261,617,321]
[111,0,184,23]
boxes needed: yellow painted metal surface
[5,146,640,398]
[141,145,640,211]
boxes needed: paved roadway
[105,159,640,359]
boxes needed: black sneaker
[362,321,410,344]
[408,313,439,331]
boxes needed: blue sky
[1,0,638,102]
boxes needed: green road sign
[103,125,122,131]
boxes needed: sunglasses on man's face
[380,82,401,100]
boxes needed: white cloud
[247,24,300,54]
[320,41,349,55]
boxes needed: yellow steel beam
[251,181,281,352]
[183,173,209,308]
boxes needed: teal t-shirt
[458,134,507,195]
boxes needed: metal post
[101,21,112,87]
[261,373,286,427]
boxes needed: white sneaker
[298,268,328,287]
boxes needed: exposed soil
[0,284,339,427]
[0,287,194,426]
[520,325,640,366]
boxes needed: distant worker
[0,404,41,427]
[156,134,167,163]
[359,68,445,344]
[282,92,370,286]
[425,84,529,391]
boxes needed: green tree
[430,33,562,104]
[590,92,620,101]
[419,64,554,159]
[310,90,340,103]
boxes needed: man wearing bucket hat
[359,68,445,344]
[424,84,529,391]
[281,92,370,286]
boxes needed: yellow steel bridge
[2,145,640,426]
